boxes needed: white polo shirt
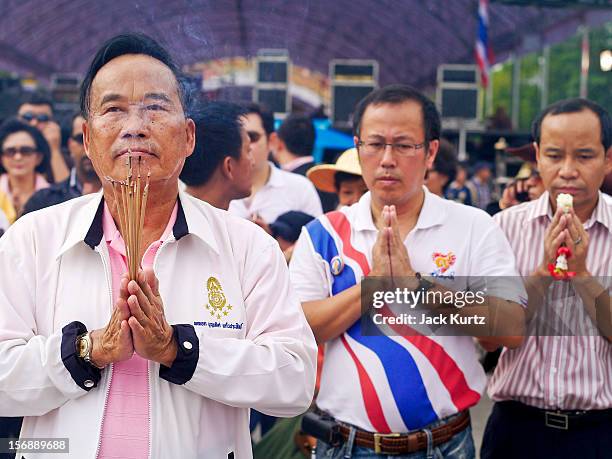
[229,162,323,223]
[289,188,524,433]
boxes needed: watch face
[77,337,88,357]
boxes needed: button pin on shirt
[183,341,193,350]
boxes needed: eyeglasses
[2,146,38,157]
[247,131,263,143]
[19,112,51,123]
[71,133,84,144]
[357,140,425,157]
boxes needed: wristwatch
[76,332,101,368]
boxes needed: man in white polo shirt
[289,85,526,458]
[229,104,322,223]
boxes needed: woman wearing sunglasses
[0,118,53,222]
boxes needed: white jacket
[0,190,317,458]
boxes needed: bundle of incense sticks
[106,154,150,280]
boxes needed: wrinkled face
[337,177,368,207]
[229,124,255,199]
[83,54,195,188]
[243,113,269,173]
[18,103,53,128]
[1,131,42,179]
[535,109,612,211]
[355,101,437,208]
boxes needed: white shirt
[0,190,317,458]
[0,209,8,233]
[229,162,323,222]
[289,189,524,432]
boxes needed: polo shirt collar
[353,187,446,233]
[527,191,553,222]
[266,162,284,189]
[58,188,219,258]
[589,191,612,233]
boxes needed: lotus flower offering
[106,154,150,280]
[557,193,573,214]
[548,193,576,280]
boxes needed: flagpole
[579,25,589,98]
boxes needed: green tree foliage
[490,23,611,129]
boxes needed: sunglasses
[20,112,52,123]
[71,133,84,144]
[2,146,38,157]
[247,131,263,143]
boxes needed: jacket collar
[57,188,219,259]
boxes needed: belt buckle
[373,433,400,454]
[545,411,568,430]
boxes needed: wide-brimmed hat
[307,147,362,193]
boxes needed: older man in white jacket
[0,33,316,459]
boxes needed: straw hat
[307,148,362,193]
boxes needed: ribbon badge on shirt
[205,276,232,320]
[431,251,456,278]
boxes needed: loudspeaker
[330,59,378,128]
[436,65,480,120]
[254,50,290,115]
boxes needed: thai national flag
[475,0,493,87]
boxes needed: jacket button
[183,341,193,350]
[84,380,94,388]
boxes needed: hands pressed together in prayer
[369,205,417,284]
[537,206,589,280]
[89,268,177,369]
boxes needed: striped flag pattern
[475,0,493,87]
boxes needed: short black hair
[180,101,247,187]
[243,103,275,136]
[352,84,441,147]
[431,138,458,189]
[532,98,611,151]
[19,92,54,112]
[333,171,363,191]
[0,118,53,183]
[79,33,186,119]
[277,114,315,157]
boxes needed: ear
[221,156,234,180]
[425,139,439,170]
[604,146,612,176]
[268,132,281,153]
[185,118,196,158]
[534,141,541,169]
[82,119,91,158]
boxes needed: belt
[336,411,470,455]
[497,401,612,430]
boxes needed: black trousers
[481,401,612,459]
[0,417,22,459]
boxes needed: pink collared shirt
[489,192,612,410]
[97,202,177,459]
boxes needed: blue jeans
[315,415,475,459]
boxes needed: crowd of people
[0,33,610,459]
